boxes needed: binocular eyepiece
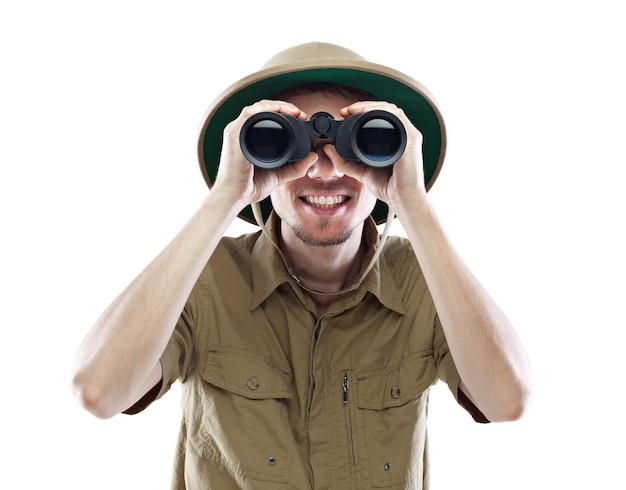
[240,110,407,169]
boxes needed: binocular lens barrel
[243,120,291,164]
[356,119,403,163]
[240,110,406,169]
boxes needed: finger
[237,100,306,123]
[323,145,369,181]
[340,100,400,117]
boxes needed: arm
[71,188,246,419]
[71,100,317,419]
[395,195,533,422]
[336,101,533,422]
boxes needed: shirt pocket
[192,345,294,483]
[356,351,436,488]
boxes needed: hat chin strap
[251,202,394,296]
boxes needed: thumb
[274,152,319,184]
[323,145,368,182]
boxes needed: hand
[330,101,429,213]
[212,100,319,208]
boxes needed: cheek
[361,192,378,217]
[269,189,291,216]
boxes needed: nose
[306,141,344,180]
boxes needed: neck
[278,221,366,307]
[251,203,395,316]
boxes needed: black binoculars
[239,110,407,169]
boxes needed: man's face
[270,91,377,247]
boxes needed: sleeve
[122,287,197,415]
[433,313,490,424]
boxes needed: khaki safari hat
[197,42,447,224]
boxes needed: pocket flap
[202,346,293,400]
[356,352,436,410]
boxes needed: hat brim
[197,59,446,224]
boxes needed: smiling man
[72,42,533,489]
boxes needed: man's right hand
[213,99,319,211]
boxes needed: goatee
[289,217,353,247]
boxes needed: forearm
[393,195,533,422]
[71,188,245,418]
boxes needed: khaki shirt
[145,215,480,489]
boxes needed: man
[72,42,533,489]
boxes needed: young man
[72,42,533,489]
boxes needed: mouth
[300,195,349,208]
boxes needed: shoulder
[380,235,429,293]
[210,231,263,269]
[381,235,417,264]
[196,231,263,289]
[220,230,263,256]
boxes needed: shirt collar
[250,213,406,315]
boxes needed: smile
[301,195,348,208]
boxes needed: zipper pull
[343,373,349,404]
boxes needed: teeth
[303,195,346,207]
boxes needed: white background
[1,1,624,488]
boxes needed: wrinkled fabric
[145,215,476,489]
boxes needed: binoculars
[240,110,407,169]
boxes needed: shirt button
[390,386,401,399]
[247,376,260,390]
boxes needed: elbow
[495,398,531,422]
[491,359,535,423]
[491,382,534,423]
[71,372,118,420]
[507,370,535,421]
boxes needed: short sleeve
[122,288,197,415]
[433,314,490,424]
